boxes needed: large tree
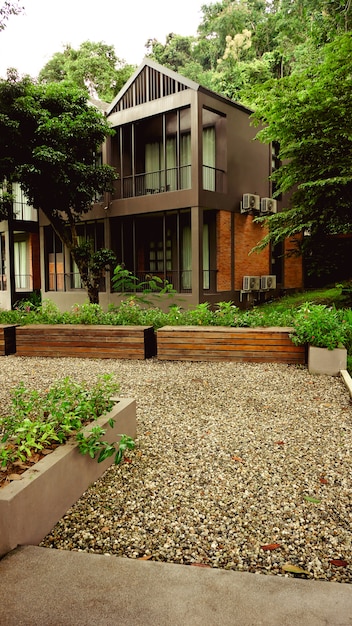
[251,33,352,267]
[38,41,135,103]
[0,73,117,303]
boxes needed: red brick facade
[216,210,232,291]
[234,214,270,290]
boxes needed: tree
[251,33,352,270]
[0,1,23,31]
[39,41,135,103]
[0,73,117,303]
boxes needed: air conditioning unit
[260,275,277,290]
[241,193,260,213]
[243,275,260,291]
[260,198,277,214]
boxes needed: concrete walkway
[0,546,351,625]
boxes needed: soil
[0,444,59,489]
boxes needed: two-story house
[0,183,40,309]
[38,58,302,311]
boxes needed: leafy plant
[0,375,134,477]
[111,264,177,305]
[290,303,349,350]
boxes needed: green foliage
[38,41,136,103]
[111,264,177,305]
[0,375,134,470]
[0,75,117,303]
[290,304,349,350]
[251,32,352,262]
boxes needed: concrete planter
[0,397,136,558]
[308,345,347,376]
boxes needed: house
[38,58,302,311]
[0,183,40,310]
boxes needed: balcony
[113,166,192,200]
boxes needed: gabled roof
[106,57,252,117]
[106,57,200,116]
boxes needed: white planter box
[308,346,347,376]
[0,398,136,557]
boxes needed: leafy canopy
[0,73,117,302]
[251,32,352,254]
[38,41,135,103]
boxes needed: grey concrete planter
[0,398,136,558]
[308,346,347,376]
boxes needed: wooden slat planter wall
[0,325,17,356]
[157,326,305,364]
[15,325,156,359]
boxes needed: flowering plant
[290,303,348,350]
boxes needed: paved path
[1,546,352,625]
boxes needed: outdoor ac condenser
[260,275,277,290]
[243,276,261,291]
[260,198,277,214]
[241,194,260,212]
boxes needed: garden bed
[0,324,17,356]
[157,326,306,363]
[0,397,136,557]
[15,324,156,359]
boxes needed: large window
[202,108,227,193]
[12,183,38,222]
[45,221,105,291]
[111,209,217,293]
[113,107,192,199]
[14,233,31,290]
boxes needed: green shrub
[0,375,134,471]
[290,304,349,350]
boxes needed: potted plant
[290,303,348,375]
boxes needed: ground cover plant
[0,374,134,488]
[0,283,351,372]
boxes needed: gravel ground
[1,355,352,582]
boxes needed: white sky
[0,0,206,79]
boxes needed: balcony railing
[113,166,191,199]
[202,166,225,192]
[112,269,218,294]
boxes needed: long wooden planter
[157,326,305,364]
[0,397,136,557]
[0,324,17,356]
[15,324,156,359]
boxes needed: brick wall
[216,210,232,291]
[234,214,270,290]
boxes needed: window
[12,183,38,222]
[14,233,31,291]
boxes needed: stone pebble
[0,356,351,582]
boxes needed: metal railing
[113,165,191,199]
[202,166,225,192]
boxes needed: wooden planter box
[0,397,136,557]
[15,324,156,359]
[157,326,305,364]
[0,324,17,356]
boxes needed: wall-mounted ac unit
[243,275,260,291]
[241,193,260,213]
[260,275,276,290]
[260,198,277,214]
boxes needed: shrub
[290,304,349,350]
